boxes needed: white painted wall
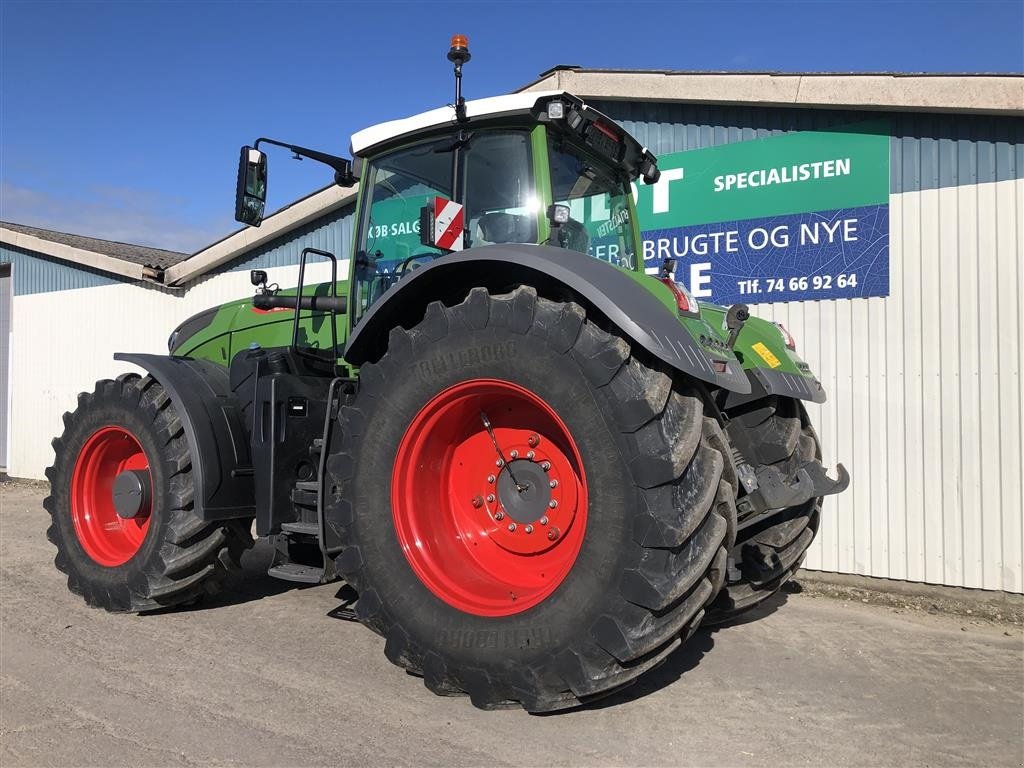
[9,178,1023,593]
[9,260,338,478]
[753,177,1023,593]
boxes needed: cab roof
[349,91,566,157]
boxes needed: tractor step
[267,562,325,584]
[280,520,319,536]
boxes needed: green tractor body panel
[170,281,349,366]
[698,302,826,402]
[616,270,825,401]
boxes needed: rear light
[592,121,619,141]
[658,277,697,316]
[775,322,796,351]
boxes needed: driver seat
[475,212,536,245]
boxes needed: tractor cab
[346,89,660,323]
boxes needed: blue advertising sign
[634,122,891,303]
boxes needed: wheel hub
[112,469,151,519]
[496,460,550,523]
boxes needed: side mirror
[235,146,268,227]
[639,151,661,185]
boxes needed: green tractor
[45,38,847,711]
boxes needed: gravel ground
[2,480,1022,767]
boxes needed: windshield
[353,130,538,321]
[548,136,638,271]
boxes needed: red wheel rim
[70,426,153,566]
[392,379,588,616]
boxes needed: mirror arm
[254,138,356,186]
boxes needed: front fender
[113,353,256,521]
[699,306,827,404]
[344,244,750,394]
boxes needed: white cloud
[0,181,233,254]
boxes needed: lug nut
[525,525,533,534]
[549,479,558,489]
[528,434,540,447]
[495,511,504,521]
[486,494,495,503]
[496,458,504,467]
[549,499,558,509]
[541,461,551,471]
[547,527,560,541]
[472,496,483,508]
[508,523,517,532]
[487,474,495,483]
[510,450,518,459]
[540,516,549,525]
[527,450,535,460]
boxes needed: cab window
[463,131,537,247]
[548,136,637,270]
[354,139,451,319]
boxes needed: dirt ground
[2,480,1022,768]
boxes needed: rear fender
[344,244,751,394]
[114,353,256,521]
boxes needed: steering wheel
[397,253,438,276]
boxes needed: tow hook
[736,460,850,526]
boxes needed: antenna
[447,34,471,123]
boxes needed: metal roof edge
[0,227,149,282]
[517,70,1024,115]
[164,184,359,286]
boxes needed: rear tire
[45,374,253,612]
[327,287,736,711]
[706,396,822,623]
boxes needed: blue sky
[2,1,1022,254]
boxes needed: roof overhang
[163,183,359,286]
[518,69,1024,116]
[0,226,151,283]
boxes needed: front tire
[706,396,822,623]
[327,287,736,711]
[45,374,253,612]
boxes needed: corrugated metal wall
[590,101,1024,193]
[0,243,124,295]
[592,101,1024,593]
[211,205,354,276]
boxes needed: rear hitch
[736,460,850,529]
